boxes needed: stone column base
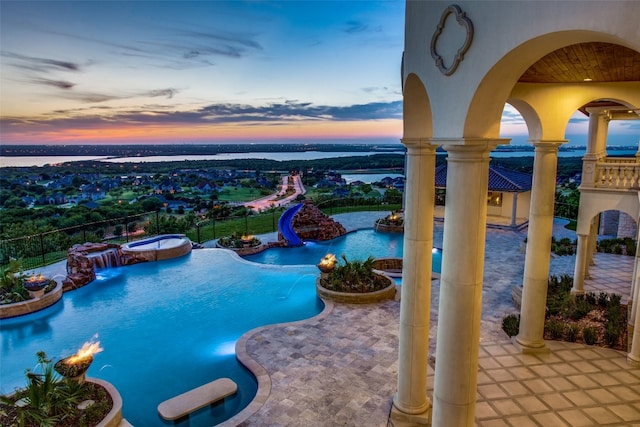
[389,405,432,427]
[627,353,640,368]
[511,336,551,354]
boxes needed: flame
[319,253,336,267]
[27,274,45,283]
[66,339,103,364]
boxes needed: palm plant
[0,351,83,427]
[322,255,385,293]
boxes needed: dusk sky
[0,1,637,146]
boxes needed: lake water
[341,173,403,183]
[0,151,404,168]
[2,148,638,168]
[0,156,111,168]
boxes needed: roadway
[243,174,306,212]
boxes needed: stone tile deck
[226,213,640,426]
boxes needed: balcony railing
[594,157,640,190]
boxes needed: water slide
[278,203,304,247]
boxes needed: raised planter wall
[373,222,404,233]
[89,378,124,427]
[0,282,63,319]
[315,275,396,304]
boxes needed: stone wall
[617,211,637,239]
[63,242,147,291]
[281,201,347,242]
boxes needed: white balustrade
[594,158,640,189]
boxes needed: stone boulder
[63,242,146,291]
[280,201,347,242]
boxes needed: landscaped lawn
[217,187,264,202]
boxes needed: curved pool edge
[218,298,335,427]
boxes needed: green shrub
[604,323,621,347]
[585,292,597,306]
[598,237,637,256]
[566,324,580,342]
[501,314,520,337]
[0,258,29,305]
[547,275,573,317]
[608,293,622,308]
[606,294,624,332]
[545,319,565,339]
[582,326,598,345]
[568,295,594,321]
[597,292,609,307]
[624,238,637,256]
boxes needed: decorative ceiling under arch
[519,42,640,83]
[519,42,640,119]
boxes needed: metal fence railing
[1,211,159,270]
[2,199,400,271]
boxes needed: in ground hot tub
[121,234,192,262]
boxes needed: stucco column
[588,217,599,270]
[627,219,640,353]
[571,233,589,295]
[516,140,564,352]
[392,139,436,420]
[511,193,518,227]
[431,139,500,427]
[585,107,611,158]
[628,286,640,366]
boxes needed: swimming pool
[0,250,323,427]
[245,228,442,273]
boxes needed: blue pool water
[245,229,442,273]
[0,229,440,426]
[0,250,323,427]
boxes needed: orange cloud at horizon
[1,119,403,144]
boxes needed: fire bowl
[316,264,335,274]
[23,277,49,292]
[54,356,93,383]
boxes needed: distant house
[154,180,182,194]
[194,181,218,193]
[435,164,532,229]
[99,178,120,191]
[166,200,188,211]
[378,176,396,188]
[391,177,405,191]
[80,184,106,201]
[47,192,68,205]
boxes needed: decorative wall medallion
[430,4,474,76]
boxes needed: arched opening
[402,73,433,139]
[465,38,640,140]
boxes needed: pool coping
[218,297,335,427]
[121,234,192,262]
